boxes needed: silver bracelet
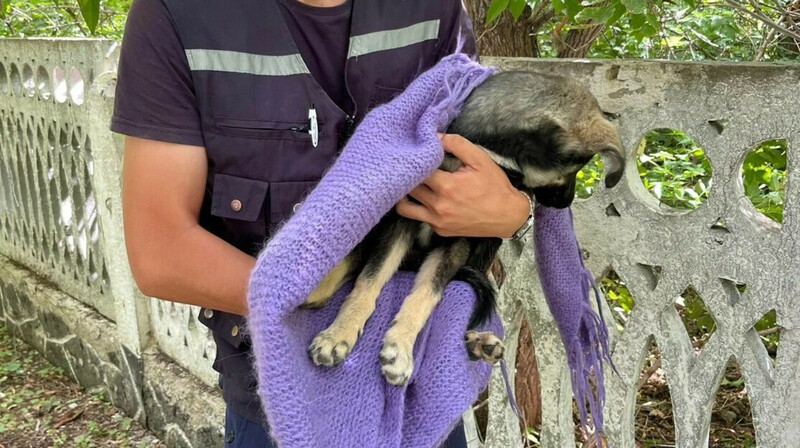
[509,190,534,241]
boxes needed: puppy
[304,71,625,386]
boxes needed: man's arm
[122,136,254,316]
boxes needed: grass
[0,325,164,448]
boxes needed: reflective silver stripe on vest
[348,20,440,58]
[185,49,310,76]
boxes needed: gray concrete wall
[0,40,797,447]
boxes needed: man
[114,0,531,446]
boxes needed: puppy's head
[448,71,625,209]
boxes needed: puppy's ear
[579,116,625,188]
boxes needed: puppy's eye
[603,111,621,121]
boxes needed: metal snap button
[230,199,243,212]
[293,202,301,213]
[231,325,240,338]
[203,308,214,319]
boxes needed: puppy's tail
[454,266,497,329]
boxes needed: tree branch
[723,0,800,40]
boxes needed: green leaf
[630,13,646,29]
[575,6,615,23]
[552,0,566,15]
[509,0,527,20]
[76,0,101,33]
[486,0,511,24]
[640,22,658,36]
[565,0,583,20]
[622,0,648,15]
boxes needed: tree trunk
[515,316,542,429]
[556,24,606,58]
[463,0,538,57]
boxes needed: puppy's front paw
[380,327,415,386]
[465,331,504,364]
[308,326,360,367]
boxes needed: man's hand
[396,134,530,238]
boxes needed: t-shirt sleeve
[438,0,479,61]
[110,0,205,147]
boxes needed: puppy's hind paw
[465,331,504,365]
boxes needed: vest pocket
[211,174,270,222]
[215,118,318,141]
[210,173,270,255]
[268,180,319,229]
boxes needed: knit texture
[246,53,611,448]
[533,205,612,436]
[246,54,500,448]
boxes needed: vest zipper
[342,0,357,145]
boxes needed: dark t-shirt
[277,0,354,113]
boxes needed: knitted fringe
[566,268,614,447]
[429,54,496,131]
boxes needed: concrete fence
[0,39,798,448]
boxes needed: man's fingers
[396,197,436,223]
[440,133,489,168]
[407,185,438,207]
[421,170,453,193]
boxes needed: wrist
[503,189,533,239]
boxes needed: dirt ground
[0,325,164,448]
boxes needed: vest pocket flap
[269,181,319,224]
[211,174,269,222]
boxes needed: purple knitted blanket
[247,54,610,447]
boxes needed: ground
[0,325,164,448]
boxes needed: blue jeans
[224,407,468,448]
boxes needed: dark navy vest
[162,0,469,421]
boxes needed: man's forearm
[131,224,255,316]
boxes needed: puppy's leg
[381,240,469,386]
[302,249,361,309]
[460,238,505,364]
[309,220,415,367]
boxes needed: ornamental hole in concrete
[9,63,22,96]
[638,129,712,210]
[52,66,68,103]
[719,278,747,306]
[635,338,675,446]
[0,62,8,94]
[36,66,51,101]
[575,154,605,199]
[674,286,717,354]
[710,358,754,445]
[600,269,636,333]
[753,309,780,368]
[22,64,35,98]
[68,67,85,105]
[740,139,787,224]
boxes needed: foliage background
[1,0,794,445]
